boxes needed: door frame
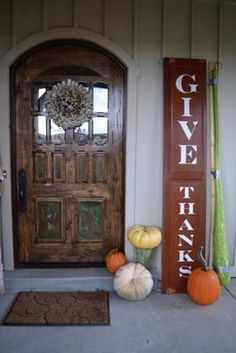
[10,39,127,268]
[0,28,139,271]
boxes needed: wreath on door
[45,79,93,130]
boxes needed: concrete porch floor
[0,275,235,353]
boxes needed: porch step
[4,268,113,293]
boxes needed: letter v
[178,121,198,141]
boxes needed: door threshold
[4,268,113,293]
[14,262,105,269]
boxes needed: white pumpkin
[113,263,153,301]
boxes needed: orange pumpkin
[105,249,127,274]
[187,246,221,305]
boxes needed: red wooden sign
[162,58,206,293]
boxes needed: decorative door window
[33,83,109,149]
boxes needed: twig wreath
[45,79,93,130]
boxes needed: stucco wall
[0,0,236,275]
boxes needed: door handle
[19,168,27,213]
[0,169,7,181]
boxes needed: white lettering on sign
[178,121,198,141]
[181,97,192,117]
[178,144,197,164]
[178,185,195,278]
[178,234,194,247]
[179,265,192,278]
[179,202,195,215]
[172,70,202,281]
[176,73,199,165]
[179,186,194,199]
[179,218,194,230]
[178,250,194,262]
[175,74,198,94]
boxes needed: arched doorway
[11,40,126,267]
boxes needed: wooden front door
[11,41,126,266]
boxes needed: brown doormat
[2,291,110,326]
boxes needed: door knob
[0,170,7,181]
[19,168,27,213]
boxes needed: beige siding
[12,0,43,43]
[134,0,163,225]
[0,0,232,61]
[162,0,191,57]
[0,0,12,57]
[106,0,134,56]
[74,0,104,33]
[191,0,219,59]
[44,0,74,29]
[1,0,236,270]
